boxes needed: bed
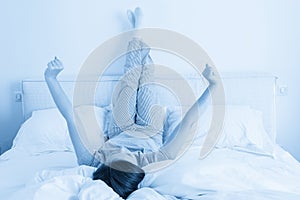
[1,72,300,200]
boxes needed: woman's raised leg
[109,38,147,138]
[135,45,165,135]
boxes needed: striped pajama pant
[108,38,165,142]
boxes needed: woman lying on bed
[44,8,218,199]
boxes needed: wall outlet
[14,91,23,102]
[277,85,288,96]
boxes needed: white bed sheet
[1,73,297,199]
[141,145,300,199]
[1,144,300,200]
[0,149,77,200]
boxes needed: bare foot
[127,7,143,29]
[134,7,143,28]
[127,9,135,29]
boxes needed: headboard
[21,72,277,142]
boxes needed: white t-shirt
[90,129,169,168]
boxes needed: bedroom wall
[0,0,299,161]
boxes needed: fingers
[202,64,211,77]
[53,59,63,68]
[203,64,215,76]
[45,57,64,78]
[47,57,64,70]
[47,60,56,69]
[202,64,215,83]
[47,60,54,68]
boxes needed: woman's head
[93,160,145,199]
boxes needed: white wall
[0,0,299,161]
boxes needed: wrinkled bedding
[1,145,300,200]
[1,107,300,199]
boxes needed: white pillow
[163,105,274,155]
[163,104,212,144]
[217,106,252,148]
[12,106,109,154]
[12,108,71,153]
[216,106,274,155]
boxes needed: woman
[45,8,218,199]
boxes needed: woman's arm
[45,57,94,165]
[160,86,212,159]
[159,65,221,160]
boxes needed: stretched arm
[160,86,212,159]
[159,65,220,160]
[44,57,94,165]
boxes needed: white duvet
[3,145,300,200]
[32,174,173,200]
[141,145,300,199]
[3,154,176,200]
[2,107,300,199]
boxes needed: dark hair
[93,160,145,199]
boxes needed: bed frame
[21,72,278,142]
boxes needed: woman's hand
[44,57,64,79]
[202,64,218,86]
